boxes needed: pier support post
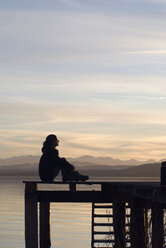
[113,197,126,248]
[25,182,38,248]
[130,197,147,248]
[40,201,51,248]
[152,202,163,248]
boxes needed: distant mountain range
[0,155,163,178]
[0,155,40,166]
[0,155,161,166]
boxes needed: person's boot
[73,171,89,181]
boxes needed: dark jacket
[39,146,61,181]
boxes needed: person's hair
[43,134,57,148]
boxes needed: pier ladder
[91,202,115,248]
[91,202,131,248]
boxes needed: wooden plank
[113,197,126,248]
[93,205,113,208]
[23,181,111,185]
[40,201,51,248]
[94,247,113,248]
[23,181,161,186]
[94,214,113,217]
[94,239,114,243]
[25,182,38,248]
[38,191,113,203]
[94,247,114,248]
[94,223,114,226]
[94,231,114,235]
[152,202,163,248]
[94,231,130,235]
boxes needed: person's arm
[52,149,61,163]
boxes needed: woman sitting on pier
[39,134,89,182]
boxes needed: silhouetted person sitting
[39,134,89,182]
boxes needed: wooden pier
[24,181,166,248]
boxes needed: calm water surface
[0,177,159,248]
[0,177,92,248]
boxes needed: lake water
[0,177,160,248]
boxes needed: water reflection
[0,179,91,248]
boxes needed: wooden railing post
[130,197,147,248]
[113,197,126,248]
[152,202,163,248]
[40,201,51,248]
[25,182,38,248]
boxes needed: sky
[0,0,166,160]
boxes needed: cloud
[56,131,166,160]
[1,97,162,159]
[0,9,166,69]
[126,50,166,55]
[0,2,166,160]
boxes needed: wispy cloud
[0,9,165,67]
[0,1,166,160]
[126,50,166,55]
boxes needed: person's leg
[59,158,75,181]
[39,165,61,182]
[59,158,89,181]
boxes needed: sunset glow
[1,0,166,160]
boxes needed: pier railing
[23,181,166,248]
